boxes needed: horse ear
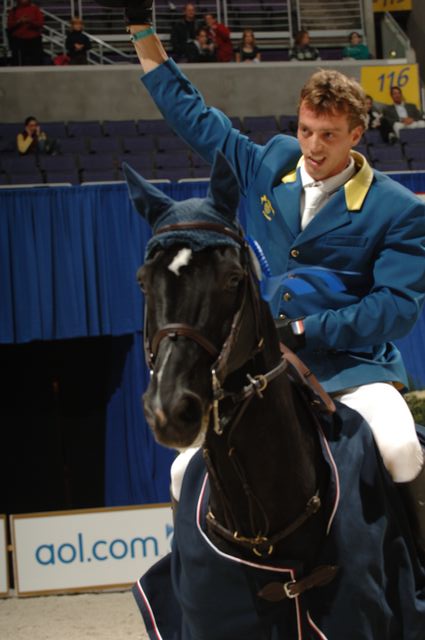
[122,162,173,225]
[207,151,240,222]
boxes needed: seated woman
[289,30,320,61]
[235,28,261,63]
[342,31,370,60]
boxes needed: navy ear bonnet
[123,151,242,258]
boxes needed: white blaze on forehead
[168,248,193,276]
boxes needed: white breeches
[170,383,424,500]
[336,383,423,483]
[393,120,425,137]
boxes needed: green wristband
[130,27,155,43]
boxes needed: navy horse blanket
[133,404,425,639]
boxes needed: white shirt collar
[300,156,356,195]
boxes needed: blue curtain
[105,332,176,505]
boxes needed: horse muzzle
[143,389,208,448]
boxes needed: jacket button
[283,292,292,302]
[290,249,299,258]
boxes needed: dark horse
[124,154,425,640]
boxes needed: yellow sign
[360,64,420,108]
[373,0,412,11]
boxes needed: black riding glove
[94,0,153,25]
[275,317,305,352]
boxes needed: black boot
[399,458,425,564]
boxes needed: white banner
[0,515,9,596]
[11,504,173,596]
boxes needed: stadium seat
[68,121,103,138]
[38,155,78,172]
[89,137,123,154]
[138,119,175,136]
[156,135,189,152]
[81,169,119,183]
[156,150,191,168]
[57,138,88,154]
[44,170,80,185]
[2,155,39,174]
[103,120,138,138]
[399,128,425,145]
[8,171,44,185]
[243,116,279,133]
[373,159,409,172]
[122,135,156,153]
[78,153,117,171]
[42,122,68,139]
[156,167,192,181]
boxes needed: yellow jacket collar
[280,151,373,211]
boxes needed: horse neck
[204,305,328,559]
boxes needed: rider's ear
[207,151,240,222]
[122,162,173,225]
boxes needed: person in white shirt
[383,86,425,138]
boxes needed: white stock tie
[301,184,326,230]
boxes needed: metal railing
[381,11,416,63]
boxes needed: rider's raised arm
[125,15,264,194]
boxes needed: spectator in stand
[365,94,393,143]
[235,29,260,63]
[204,13,233,63]
[383,86,425,139]
[7,0,44,66]
[289,29,320,62]
[66,17,92,65]
[342,31,370,60]
[186,27,216,63]
[170,3,200,62]
[17,116,57,155]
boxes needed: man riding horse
[97,0,425,562]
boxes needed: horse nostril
[173,392,203,427]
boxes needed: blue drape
[105,332,176,505]
[1,177,424,509]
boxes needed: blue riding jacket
[140,60,425,393]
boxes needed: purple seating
[45,170,80,185]
[138,119,175,136]
[353,144,369,158]
[89,137,122,154]
[156,167,192,181]
[0,123,21,139]
[399,128,425,145]
[373,159,409,172]
[118,166,156,181]
[156,135,190,152]
[0,138,16,153]
[122,135,156,153]
[368,144,404,164]
[8,171,44,185]
[78,153,116,170]
[156,150,191,168]
[0,173,10,185]
[279,115,298,133]
[103,120,138,138]
[119,153,154,170]
[192,153,210,168]
[229,116,243,130]
[81,169,119,183]
[410,160,425,170]
[243,116,279,133]
[2,155,38,174]
[363,129,382,145]
[38,155,77,172]
[192,166,211,178]
[68,121,103,138]
[403,144,425,163]
[58,138,88,154]
[42,122,68,139]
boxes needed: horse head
[124,153,263,449]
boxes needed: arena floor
[0,590,148,639]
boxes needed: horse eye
[225,272,243,290]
